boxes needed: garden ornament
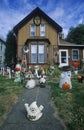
[14,64,21,82]
[39,75,46,88]
[24,101,44,121]
[59,71,72,89]
[25,79,36,89]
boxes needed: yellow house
[13,7,84,69]
[13,7,62,68]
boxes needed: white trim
[59,49,68,67]
[83,49,84,59]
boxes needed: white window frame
[72,49,79,61]
[30,24,36,36]
[40,24,46,36]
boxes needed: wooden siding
[17,17,58,64]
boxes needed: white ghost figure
[59,71,72,89]
[24,101,44,121]
[25,79,36,89]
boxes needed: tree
[5,30,17,67]
[66,24,84,44]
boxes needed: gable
[13,7,62,34]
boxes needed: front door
[59,49,68,67]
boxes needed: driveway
[0,86,66,130]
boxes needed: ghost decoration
[25,79,36,89]
[24,101,44,121]
[59,71,72,89]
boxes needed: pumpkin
[62,82,70,89]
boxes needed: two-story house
[0,38,6,67]
[13,7,84,68]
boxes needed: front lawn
[0,75,24,126]
[48,73,84,130]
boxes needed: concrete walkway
[0,86,66,130]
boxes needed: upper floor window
[30,24,36,36]
[72,49,79,61]
[40,24,45,36]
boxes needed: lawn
[48,72,84,130]
[0,68,84,130]
[0,75,24,126]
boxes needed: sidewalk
[0,86,66,130]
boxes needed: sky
[0,0,84,40]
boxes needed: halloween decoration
[24,101,44,121]
[14,64,21,82]
[62,82,71,89]
[77,75,84,83]
[59,71,72,89]
[39,75,46,88]
[25,79,36,89]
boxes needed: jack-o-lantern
[62,82,70,89]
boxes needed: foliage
[5,30,17,66]
[66,24,84,44]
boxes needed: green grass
[0,75,24,126]
[48,75,84,130]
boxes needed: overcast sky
[0,0,84,40]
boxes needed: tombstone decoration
[24,101,44,121]
[59,71,72,89]
[14,64,21,82]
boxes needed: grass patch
[48,75,84,130]
[0,75,24,126]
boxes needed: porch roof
[25,38,51,45]
[59,39,84,48]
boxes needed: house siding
[17,17,58,65]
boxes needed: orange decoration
[77,75,82,79]
[62,82,70,89]
[72,61,79,68]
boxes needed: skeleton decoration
[24,101,44,121]
[59,71,72,89]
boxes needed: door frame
[59,49,69,67]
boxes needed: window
[31,44,44,63]
[0,56,2,64]
[31,45,37,63]
[40,24,45,36]
[30,24,36,36]
[72,49,79,61]
[38,45,44,63]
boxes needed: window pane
[38,45,44,63]
[30,24,36,36]
[31,45,37,63]
[40,24,45,36]
[31,54,37,63]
